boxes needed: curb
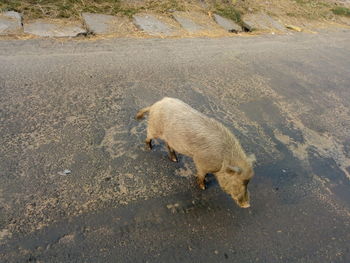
[0,11,294,39]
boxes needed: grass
[144,0,186,13]
[332,7,350,17]
[0,0,241,22]
[215,5,242,24]
[0,0,191,20]
[281,0,333,19]
[1,0,349,24]
[0,0,140,19]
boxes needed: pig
[135,97,256,208]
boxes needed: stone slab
[213,14,242,33]
[133,14,176,36]
[82,13,122,34]
[24,20,86,37]
[172,12,204,33]
[242,13,286,32]
[0,11,23,35]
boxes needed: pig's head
[217,154,256,208]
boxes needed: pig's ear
[226,165,242,175]
[247,154,256,165]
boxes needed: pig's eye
[243,179,250,186]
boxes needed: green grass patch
[215,5,241,23]
[332,7,350,17]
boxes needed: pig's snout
[232,197,250,208]
[240,202,250,208]
[232,190,250,208]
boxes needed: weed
[215,5,241,23]
[332,7,350,17]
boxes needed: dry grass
[0,0,348,23]
[231,0,335,19]
[0,0,140,20]
[0,0,198,20]
[142,0,187,12]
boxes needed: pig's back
[150,97,227,157]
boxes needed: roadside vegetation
[0,0,349,23]
[332,6,350,17]
[0,0,140,19]
[215,5,242,24]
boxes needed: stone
[172,12,204,33]
[242,13,286,32]
[0,11,23,35]
[24,20,86,37]
[82,13,118,35]
[133,14,176,36]
[213,14,242,33]
[3,11,21,21]
[82,13,136,36]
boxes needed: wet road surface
[0,30,350,262]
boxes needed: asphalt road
[0,30,350,263]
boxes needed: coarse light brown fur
[136,97,256,208]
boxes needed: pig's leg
[196,172,206,190]
[193,163,206,190]
[145,138,152,150]
[166,143,178,162]
[145,125,153,150]
[193,157,208,190]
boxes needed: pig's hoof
[197,181,206,190]
[145,145,152,151]
[145,139,152,150]
[169,155,178,163]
